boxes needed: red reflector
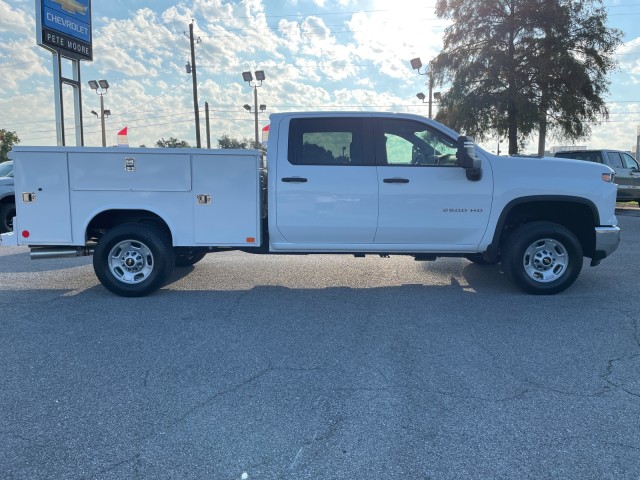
[246,237,256,243]
[22,230,30,238]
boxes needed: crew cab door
[274,117,378,244]
[373,118,492,247]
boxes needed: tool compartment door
[14,152,72,244]
[192,152,261,245]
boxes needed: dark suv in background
[0,160,15,233]
[554,150,640,206]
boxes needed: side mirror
[456,135,482,181]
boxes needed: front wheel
[93,223,174,297]
[501,222,583,295]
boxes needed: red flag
[117,126,128,146]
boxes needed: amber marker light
[602,172,615,183]
[246,237,256,243]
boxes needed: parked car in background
[554,150,640,206]
[0,160,15,233]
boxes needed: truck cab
[268,113,490,251]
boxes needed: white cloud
[617,36,640,80]
[0,0,31,35]
[0,0,636,151]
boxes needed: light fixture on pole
[88,79,109,147]
[410,57,435,119]
[242,70,266,148]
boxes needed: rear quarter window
[555,152,602,163]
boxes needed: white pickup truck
[1,112,620,296]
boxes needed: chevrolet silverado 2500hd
[0,112,620,296]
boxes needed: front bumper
[591,226,620,266]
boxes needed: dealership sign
[36,0,93,61]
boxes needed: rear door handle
[281,177,308,183]
[383,178,409,184]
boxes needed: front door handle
[281,177,308,183]
[383,178,409,184]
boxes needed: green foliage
[432,0,621,155]
[217,134,254,149]
[0,129,20,162]
[155,137,191,148]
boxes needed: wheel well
[495,200,597,258]
[0,195,15,206]
[86,209,172,243]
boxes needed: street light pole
[253,84,259,149]
[88,79,109,147]
[410,57,437,119]
[99,93,106,147]
[242,70,266,148]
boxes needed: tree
[217,134,253,149]
[432,0,621,155]
[532,1,621,154]
[0,129,20,163]
[155,137,191,148]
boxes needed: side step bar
[30,246,94,260]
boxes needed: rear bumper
[0,230,18,246]
[591,226,620,266]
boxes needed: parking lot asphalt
[0,214,639,480]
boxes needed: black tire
[174,248,207,267]
[465,253,499,265]
[93,223,175,297]
[501,221,583,295]
[0,202,16,233]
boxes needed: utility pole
[205,101,211,149]
[188,21,201,148]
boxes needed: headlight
[602,172,615,183]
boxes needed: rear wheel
[501,221,582,295]
[93,223,174,297]
[0,202,15,233]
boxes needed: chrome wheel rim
[522,238,568,283]
[107,239,154,284]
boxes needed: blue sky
[1,0,639,153]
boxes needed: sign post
[36,0,93,146]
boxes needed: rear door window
[605,152,624,169]
[287,118,372,166]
